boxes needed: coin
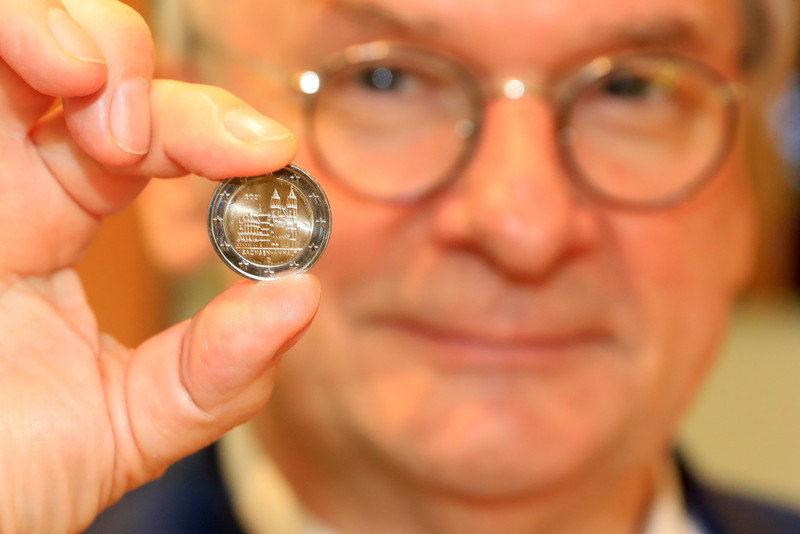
[208,165,331,280]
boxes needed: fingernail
[48,9,106,64]
[110,78,151,155]
[223,108,292,144]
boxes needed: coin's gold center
[224,177,314,266]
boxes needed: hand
[0,1,320,532]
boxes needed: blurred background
[77,0,800,512]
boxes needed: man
[0,0,796,533]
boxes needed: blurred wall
[681,300,800,511]
[75,205,168,347]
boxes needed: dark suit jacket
[82,446,800,534]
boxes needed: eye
[601,72,653,98]
[355,67,407,91]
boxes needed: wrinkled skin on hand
[0,1,320,532]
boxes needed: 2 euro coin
[208,165,331,280]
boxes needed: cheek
[618,161,755,299]
[294,147,421,291]
[311,196,395,281]
[608,170,755,445]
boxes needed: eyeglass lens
[311,53,479,200]
[566,56,732,204]
[308,46,734,205]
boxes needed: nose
[431,97,598,278]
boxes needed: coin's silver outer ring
[207,164,332,280]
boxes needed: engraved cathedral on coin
[235,186,305,262]
[208,165,331,280]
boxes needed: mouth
[366,315,618,370]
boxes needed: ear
[136,176,218,276]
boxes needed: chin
[360,393,631,499]
[335,334,639,499]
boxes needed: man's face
[183,0,754,496]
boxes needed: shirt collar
[641,457,706,534]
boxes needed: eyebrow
[317,0,445,37]
[608,18,710,50]
[318,0,712,54]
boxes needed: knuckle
[104,4,154,65]
[114,3,152,44]
[63,0,155,68]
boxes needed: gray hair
[154,0,796,85]
[740,0,797,94]
[740,0,774,72]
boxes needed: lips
[346,254,627,368]
[364,313,619,370]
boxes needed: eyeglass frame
[185,27,743,210]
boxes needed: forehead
[189,0,742,71]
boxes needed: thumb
[104,274,320,489]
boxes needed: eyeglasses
[189,32,741,208]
